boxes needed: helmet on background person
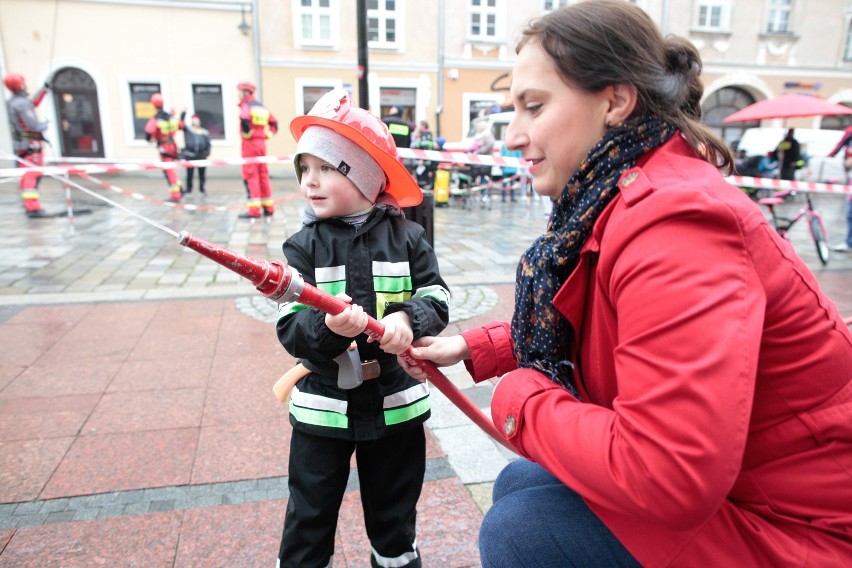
[150,93,164,108]
[3,72,26,93]
[289,89,423,207]
[237,81,256,94]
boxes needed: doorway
[52,67,105,158]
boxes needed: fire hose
[177,230,514,452]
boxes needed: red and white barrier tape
[0,155,292,178]
[0,149,524,179]
[76,171,301,212]
[5,151,851,195]
[723,175,852,195]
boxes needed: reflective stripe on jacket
[277,208,450,440]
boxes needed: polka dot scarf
[511,115,676,396]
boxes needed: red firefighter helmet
[289,89,422,207]
[237,81,256,94]
[3,73,26,93]
[150,93,164,108]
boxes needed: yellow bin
[434,169,450,205]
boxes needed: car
[443,111,515,154]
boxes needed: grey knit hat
[295,125,386,202]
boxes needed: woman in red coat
[401,1,852,566]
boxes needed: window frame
[293,0,339,49]
[845,18,852,61]
[468,0,501,41]
[295,79,345,117]
[695,0,730,32]
[127,81,162,142]
[367,0,403,50]
[542,0,569,11]
[766,0,793,34]
[188,82,226,141]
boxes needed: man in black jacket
[180,113,212,194]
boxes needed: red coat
[464,135,852,567]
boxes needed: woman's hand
[324,293,368,338]
[398,335,471,381]
[373,311,414,355]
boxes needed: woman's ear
[604,84,638,125]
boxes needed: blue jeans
[845,197,852,247]
[479,459,641,568]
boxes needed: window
[766,0,792,34]
[845,19,852,61]
[469,0,498,39]
[379,87,417,124]
[701,86,757,148]
[696,0,729,30]
[129,82,161,140]
[302,86,335,115]
[190,84,225,139]
[295,0,336,47]
[368,0,400,48]
[543,0,569,10]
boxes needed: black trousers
[278,427,425,568]
[184,166,206,192]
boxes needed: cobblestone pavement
[0,167,850,566]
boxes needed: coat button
[504,415,516,436]
[620,171,638,188]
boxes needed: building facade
[2,0,851,165]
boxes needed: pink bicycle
[759,190,831,266]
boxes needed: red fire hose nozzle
[177,231,513,451]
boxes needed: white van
[736,127,846,182]
[444,111,515,154]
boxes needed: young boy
[276,89,450,568]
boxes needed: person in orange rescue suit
[237,80,278,219]
[144,93,183,202]
[4,72,53,218]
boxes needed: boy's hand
[324,293,368,338]
[372,311,413,355]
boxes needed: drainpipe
[660,0,670,36]
[0,36,11,156]
[436,0,445,136]
[252,0,262,97]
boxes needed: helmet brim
[290,115,423,207]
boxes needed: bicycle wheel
[809,214,830,266]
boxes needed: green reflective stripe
[316,266,346,297]
[376,291,409,319]
[384,397,431,426]
[289,403,349,428]
[278,302,310,317]
[374,275,413,293]
[385,383,430,408]
[318,281,346,296]
[413,284,450,305]
[387,123,410,136]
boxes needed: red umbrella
[723,93,852,123]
